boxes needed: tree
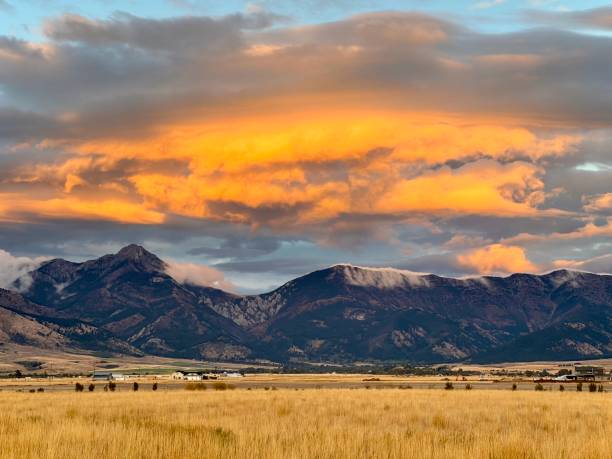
[588,382,597,392]
[152,383,158,391]
[133,381,139,391]
[75,382,84,392]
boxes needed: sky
[0,0,611,293]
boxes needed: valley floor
[0,388,610,459]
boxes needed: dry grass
[0,389,610,459]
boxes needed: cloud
[528,6,612,30]
[43,11,283,52]
[0,8,611,287]
[0,1,13,13]
[583,193,612,214]
[0,193,165,225]
[552,253,612,274]
[473,0,506,10]
[0,249,48,290]
[164,260,237,291]
[374,160,553,218]
[504,219,612,245]
[457,243,538,274]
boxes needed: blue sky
[3,0,612,41]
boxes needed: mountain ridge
[2,244,611,364]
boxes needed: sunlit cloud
[0,6,610,285]
[457,244,538,275]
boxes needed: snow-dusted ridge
[326,264,609,290]
[332,264,431,288]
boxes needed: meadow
[0,387,610,459]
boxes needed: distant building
[92,372,126,381]
[223,372,243,378]
[172,371,186,380]
[92,371,112,381]
[574,366,605,380]
[185,373,203,381]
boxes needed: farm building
[223,372,243,378]
[171,371,186,380]
[91,372,126,381]
[92,371,112,381]
[185,373,203,381]
[574,366,605,380]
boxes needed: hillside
[3,245,611,363]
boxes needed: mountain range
[1,244,610,364]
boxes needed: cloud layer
[0,6,611,289]
[0,249,47,290]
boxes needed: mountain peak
[113,244,164,270]
[117,244,150,258]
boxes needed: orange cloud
[2,109,580,228]
[583,193,612,212]
[504,219,612,245]
[73,110,579,171]
[0,194,164,224]
[457,244,538,274]
[374,160,549,217]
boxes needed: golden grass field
[0,387,610,459]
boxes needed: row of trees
[75,382,158,392]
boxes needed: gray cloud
[527,6,612,30]
[0,7,611,289]
[0,249,47,290]
[43,10,284,52]
[188,236,282,259]
[1,11,612,138]
[554,253,612,274]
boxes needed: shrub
[588,382,597,393]
[185,382,207,391]
[534,383,544,391]
[108,381,116,392]
[37,388,44,393]
[577,382,582,392]
[213,382,228,391]
[29,389,36,393]
[559,385,564,392]
[75,382,84,392]
[444,382,454,390]
[511,383,517,391]
[152,383,158,391]
[133,382,139,392]
[465,383,472,390]
[598,384,604,393]
[88,384,95,392]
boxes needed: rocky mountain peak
[109,244,165,272]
